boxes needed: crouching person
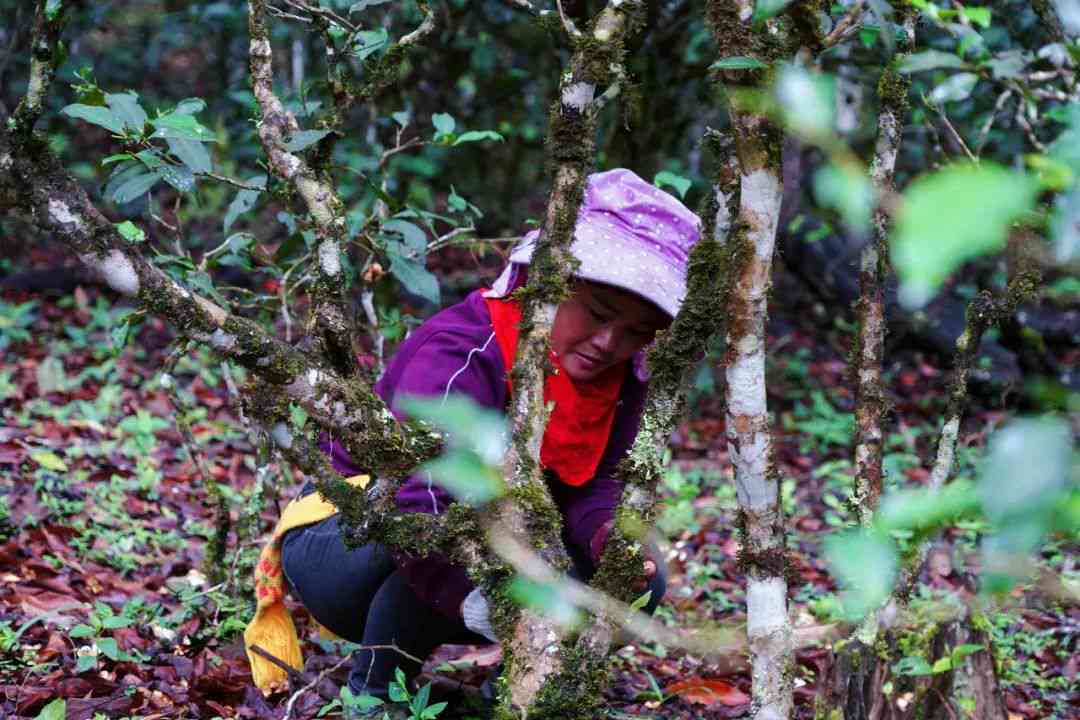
[245,169,700,712]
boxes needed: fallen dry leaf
[665,677,749,706]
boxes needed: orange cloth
[484,296,625,486]
[244,474,369,694]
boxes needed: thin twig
[427,226,476,252]
[250,644,307,685]
[975,89,1013,156]
[556,0,583,38]
[266,5,313,24]
[502,0,544,17]
[282,0,358,32]
[398,2,437,47]
[487,523,835,661]
[823,0,865,49]
[1011,87,1047,152]
[282,654,351,720]
[378,135,425,170]
[934,104,978,162]
[197,171,266,192]
[592,66,626,111]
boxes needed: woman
[245,168,701,705]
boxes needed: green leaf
[628,590,653,613]
[418,451,505,505]
[421,701,448,719]
[399,394,506,466]
[386,251,440,305]
[35,356,65,394]
[68,623,95,638]
[392,110,410,127]
[865,0,896,55]
[452,130,504,145]
[448,186,467,213]
[31,449,68,473]
[35,698,66,720]
[775,64,835,139]
[110,316,138,355]
[75,654,97,673]
[289,403,308,432]
[167,138,212,174]
[388,669,409,702]
[284,129,331,152]
[174,97,206,115]
[952,643,984,660]
[813,163,874,231]
[876,480,981,536]
[223,176,267,234]
[432,112,456,139]
[44,0,63,21]
[978,418,1071,523]
[931,656,952,673]
[983,50,1025,80]
[383,219,428,254]
[893,656,933,676]
[96,637,121,661]
[508,577,583,628]
[61,104,125,135]
[105,92,148,134]
[150,113,216,142]
[350,0,392,11]
[354,28,389,59]
[101,153,135,166]
[412,683,431,715]
[751,0,794,27]
[823,528,898,620]
[890,162,1039,307]
[711,56,768,71]
[345,693,383,711]
[154,164,195,194]
[960,6,991,27]
[114,220,146,244]
[1051,188,1080,263]
[653,170,692,199]
[133,149,166,169]
[101,616,132,630]
[928,72,978,104]
[898,50,968,74]
[111,170,159,204]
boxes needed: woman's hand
[590,520,657,593]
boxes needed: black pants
[281,512,666,697]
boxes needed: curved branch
[249,0,359,377]
[10,0,70,136]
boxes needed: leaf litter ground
[1,277,1076,719]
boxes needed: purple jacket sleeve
[377,313,504,620]
[551,374,648,559]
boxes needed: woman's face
[550,281,671,383]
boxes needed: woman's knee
[280,518,396,641]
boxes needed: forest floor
[1,259,1077,720]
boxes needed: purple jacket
[322,290,647,619]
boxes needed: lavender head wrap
[487,168,702,319]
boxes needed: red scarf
[484,296,625,487]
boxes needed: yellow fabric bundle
[243,474,370,694]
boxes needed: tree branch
[249,0,359,378]
[10,0,70,136]
[851,64,910,529]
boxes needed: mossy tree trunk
[706,2,796,715]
